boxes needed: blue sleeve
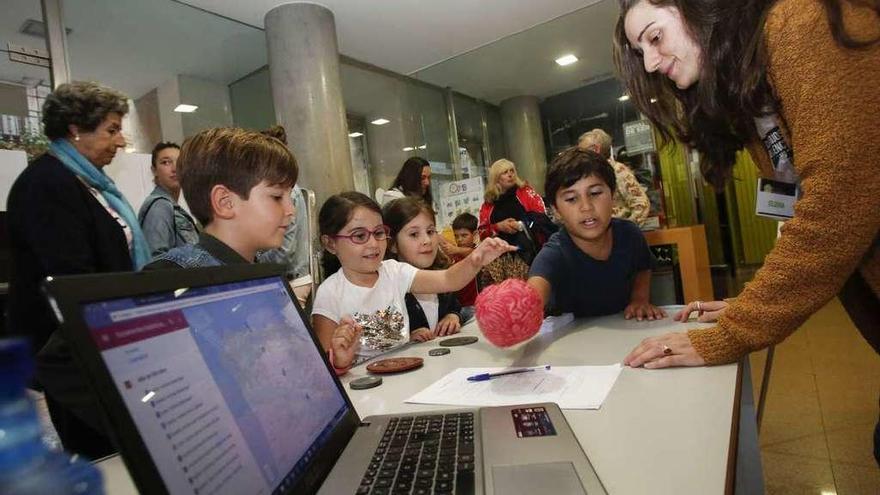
[529,238,562,284]
[140,198,176,257]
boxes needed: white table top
[98,310,739,494]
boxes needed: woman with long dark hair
[378,156,433,206]
[612,0,879,462]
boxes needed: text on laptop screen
[81,276,349,495]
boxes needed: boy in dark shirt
[144,127,361,371]
[528,148,665,320]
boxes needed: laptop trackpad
[492,462,587,495]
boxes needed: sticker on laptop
[511,406,557,438]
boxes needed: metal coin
[439,336,478,347]
[349,376,383,390]
[428,348,451,356]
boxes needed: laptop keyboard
[357,413,476,495]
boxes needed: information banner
[623,120,656,154]
[437,176,484,228]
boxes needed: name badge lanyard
[753,114,801,221]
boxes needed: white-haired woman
[478,159,551,283]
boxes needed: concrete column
[500,95,547,194]
[265,3,353,205]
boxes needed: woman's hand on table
[673,300,729,323]
[623,331,706,369]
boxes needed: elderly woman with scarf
[7,81,150,458]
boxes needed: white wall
[128,89,162,152]
[178,75,233,138]
[103,152,154,212]
[154,75,233,144]
[157,77,184,144]
[0,149,28,211]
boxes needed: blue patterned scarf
[49,139,151,269]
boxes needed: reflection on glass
[347,116,371,194]
[1,0,52,159]
[340,61,454,203]
[63,0,268,151]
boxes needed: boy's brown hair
[179,127,298,225]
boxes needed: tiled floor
[749,298,880,495]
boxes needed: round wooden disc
[366,357,424,374]
[439,336,478,347]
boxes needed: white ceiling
[414,0,620,104]
[63,0,266,100]
[182,0,606,76]
[2,0,621,110]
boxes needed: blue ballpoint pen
[466,365,551,382]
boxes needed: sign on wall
[437,176,484,228]
[623,120,655,154]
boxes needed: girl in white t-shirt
[384,197,462,343]
[312,192,514,366]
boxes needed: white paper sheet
[405,364,623,410]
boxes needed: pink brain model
[475,279,544,347]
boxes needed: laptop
[45,264,606,495]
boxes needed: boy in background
[441,212,479,322]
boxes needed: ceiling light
[418,145,427,150]
[617,95,630,102]
[555,54,579,66]
[348,132,363,138]
[402,147,414,152]
[371,118,390,126]
[650,98,658,103]
[173,104,198,113]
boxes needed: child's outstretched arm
[624,270,667,321]
[526,276,551,307]
[411,238,516,294]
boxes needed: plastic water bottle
[0,338,105,495]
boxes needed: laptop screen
[81,276,349,495]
